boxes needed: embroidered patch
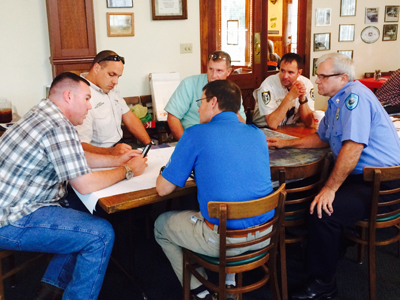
[262,91,271,105]
[310,88,315,100]
[345,93,359,110]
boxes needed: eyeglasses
[196,97,211,107]
[315,73,343,80]
[98,55,125,65]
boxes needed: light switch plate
[180,43,193,54]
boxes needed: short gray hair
[316,53,355,81]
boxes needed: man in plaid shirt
[0,72,147,300]
[376,69,400,113]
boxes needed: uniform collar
[81,73,108,95]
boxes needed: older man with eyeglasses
[267,53,400,300]
[164,50,246,141]
[76,50,152,156]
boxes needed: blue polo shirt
[162,111,274,229]
[164,74,246,129]
[318,81,400,174]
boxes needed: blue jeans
[0,206,114,300]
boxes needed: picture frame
[313,58,318,76]
[339,24,355,42]
[340,0,356,17]
[106,0,133,8]
[365,8,379,24]
[107,13,134,37]
[227,20,239,45]
[314,33,331,51]
[337,50,354,59]
[382,24,398,41]
[384,6,399,22]
[315,8,331,26]
[151,0,187,20]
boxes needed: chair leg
[270,249,282,300]
[368,240,376,300]
[0,258,4,300]
[358,227,366,264]
[182,252,191,300]
[8,254,16,288]
[279,229,288,300]
[219,270,226,300]
[237,272,243,300]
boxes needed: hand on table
[110,143,132,155]
[126,156,148,176]
[118,149,144,165]
[267,137,287,149]
[310,186,335,218]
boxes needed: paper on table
[75,147,176,213]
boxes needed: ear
[210,96,218,108]
[92,63,101,74]
[62,90,73,104]
[298,68,303,75]
[226,67,233,76]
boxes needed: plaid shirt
[0,99,91,227]
[376,69,400,106]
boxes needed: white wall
[311,0,400,109]
[0,0,200,117]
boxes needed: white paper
[157,0,180,15]
[75,147,176,213]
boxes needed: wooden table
[98,125,321,214]
[357,77,388,93]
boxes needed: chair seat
[196,251,267,267]
[362,211,400,222]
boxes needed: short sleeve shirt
[317,81,400,175]
[252,74,315,127]
[75,80,130,148]
[164,74,246,129]
[0,99,91,227]
[375,69,400,106]
[161,111,274,230]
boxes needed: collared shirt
[318,81,400,175]
[75,80,130,148]
[0,99,91,228]
[161,111,273,230]
[252,73,315,127]
[376,69,400,106]
[164,74,246,130]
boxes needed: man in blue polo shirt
[154,80,274,300]
[268,53,400,300]
[164,51,246,140]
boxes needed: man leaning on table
[0,72,147,300]
[164,50,246,141]
[267,53,400,300]
[252,53,315,129]
[76,50,152,155]
[154,80,274,300]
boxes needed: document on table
[75,147,176,213]
[261,128,297,140]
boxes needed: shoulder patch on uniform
[345,93,359,110]
[310,88,315,100]
[262,91,271,105]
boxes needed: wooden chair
[0,250,47,299]
[182,184,286,300]
[344,166,400,300]
[270,154,330,300]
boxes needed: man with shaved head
[0,72,147,300]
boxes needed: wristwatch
[123,164,133,180]
[299,98,308,105]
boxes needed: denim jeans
[0,206,114,300]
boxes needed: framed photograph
[151,0,187,20]
[227,20,239,45]
[337,50,354,59]
[339,24,355,41]
[365,8,379,23]
[340,0,356,17]
[382,24,398,41]
[385,6,399,22]
[312,58,318,76]
[314,33,331,51]
[107,0,133,8]
[107,13,134,37]
[315,8,331,26]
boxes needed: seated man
[164,50,246,140]
[375,68,400,114]
[267,53,400,300]
[76,50,152,155]
[154,80,274,300]
[252,53,315,129]
[0,72,148,300]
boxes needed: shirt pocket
[93,107,113,139]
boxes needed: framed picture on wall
[339,24,355,41]
[315,8,331,26]
[365,8,379,23]
[382,24,398,41]
[384,6,399,22]
[151,0,187,20]
[107,0,133,8]
[314,33,331,51]
[337,50,354,59]
[107,13,134,37]
[312,58,318,76]
[340,0,356,17]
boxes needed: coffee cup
[313,110,325,129]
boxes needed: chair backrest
[207,184,286,266]
[270,154,330,225]
[363,166,400,225]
